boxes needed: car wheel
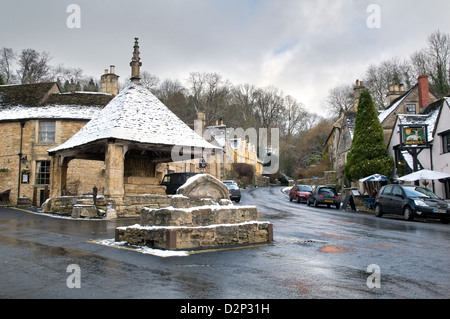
[289,196,293,202]
[306,199,310,206]
[374,204,383,217]
[313,199,319,208]
[440,218,449,224]
[335,204,340,210]
[404,206,414,221]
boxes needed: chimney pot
[104,69,109,74]
[110,65,116,74]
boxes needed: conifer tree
[344,90,394,182]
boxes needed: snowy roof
[397,108,440,142]
[49,83,218,154]
[378,88,412,124]
[0,105,102,122]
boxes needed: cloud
[1,0,450,115]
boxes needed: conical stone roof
[48,83,217,155]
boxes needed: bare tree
[254,85,284,129]
[17,49,52,84]
[284,95,307,138]
[324,84,355,117]
[365,57,413,109]
[0,47,17,84]
[186,72,231,125]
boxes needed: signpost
[398,124,431,185]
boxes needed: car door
[290,186,297,200]
[378,185,393,213]
[390,185,405,215]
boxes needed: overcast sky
[1,0,450,115]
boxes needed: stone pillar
[104,140,125,201]
[49,155,69,199]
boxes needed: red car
[289,185,313,203]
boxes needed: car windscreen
[403,187,437,199]
[412,187,439,199]
[298,186,312,192]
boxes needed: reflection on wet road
[1,187,449,299]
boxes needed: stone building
[47,38,218,216]
[324,76,438,186]
[0,82,114,205]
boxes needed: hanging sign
[400,125,428,147]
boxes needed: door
[378,185,393,213]
[390,185,405,215]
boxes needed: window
[38,121,55,143]
[392,186,404,197]
[406,104,416,114]
[35,161,51,185]
[442,132,450,154]
[381,185,393,195]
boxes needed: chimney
[100,65,120,96]
[353,79,365,100]
[418,75,430,109]
[194,112,206,136]
[130,37,142,83]
[387,83,404,105]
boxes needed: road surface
[0,186,449,299]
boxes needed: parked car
[289,185,313,203]
[307,186,341,209]
[226,183,241,202]
[222,180,238,186]
[160,172,198,195]
[374,184,450,223]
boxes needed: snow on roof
[0,105,102,121]
[49,83,218,153]
[378,90,411,124]
[397,108,440,142]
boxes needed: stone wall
[116,221,272,250]
[0,119,105,205]
[115,173,273,250]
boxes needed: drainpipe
[17,121,25,204]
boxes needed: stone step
[124,183,166,195]
[125,176,160,185]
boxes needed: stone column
[104,140,125,211]
[49,155,69,199]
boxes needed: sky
[1,0,450,115]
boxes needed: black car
[306,185,341,209]
[374,184,450,223]
[160,173,198,195]
[226,183,241,202]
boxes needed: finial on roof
[130,37,142,83]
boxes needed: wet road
[1,186,449,299]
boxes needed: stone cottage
[0,78,117,206]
